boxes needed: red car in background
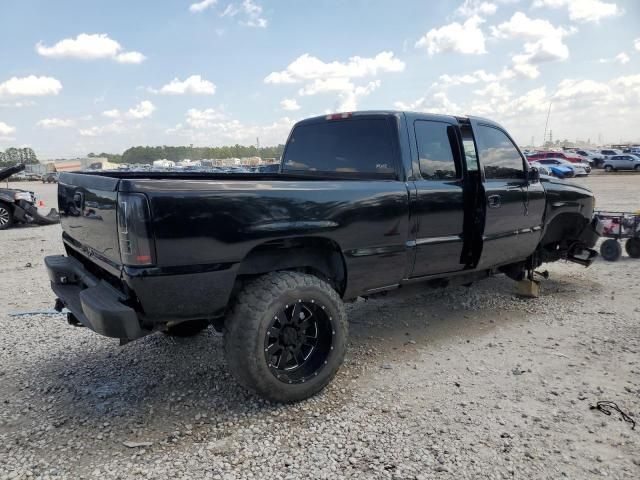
[526,151,585,164]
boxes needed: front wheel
[604,165,613,172]
[634,165,640,172]
[224,271,347,403]
[0,203,13,230]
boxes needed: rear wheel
[625,238,640,259]
[600,239,622,262]
[0,203,13,230]
[634,165,640,172]
[604,165,613,172]
[164,319,209,337]
[224,271,347,403]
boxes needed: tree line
[0,148,38,168]
[89,144,286,164]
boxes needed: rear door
[409,118,466,276]
[469,120,546,269]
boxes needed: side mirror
[528,166,540,184]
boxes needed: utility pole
[542,101,552,149]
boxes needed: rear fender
[236,237,347,296]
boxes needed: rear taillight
[117,193,156,266]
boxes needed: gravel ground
[1,173,639,480]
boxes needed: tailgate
[58,172,122,268]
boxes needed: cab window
[414,120,459,180]
[282,119,396,175]
[475,125,525,180]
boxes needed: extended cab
[45,111,601,402]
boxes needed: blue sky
[0,0,638,158]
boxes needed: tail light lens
[117,193,156,266]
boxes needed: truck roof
[293,110,503,130]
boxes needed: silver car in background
[603,154,640,172]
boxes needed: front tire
[600,239,622,261]
[224,271,347,403]
[604,165,613,172]
[0,203,13,230]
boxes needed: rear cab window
[282,118,397,177]
[414,120,460,180]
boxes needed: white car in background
[536,158,590,176]
[603,154,640,172]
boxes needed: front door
[469,119,546,269]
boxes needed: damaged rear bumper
[13,199,60,225]
[45,255,146,339]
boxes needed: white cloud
[265,51,403,111]
[265,51,404,84]
[190,0,217,13]
[415,16,487,55]
[36,33,145,64]
[79,121,125,137]
[280,98,301,111]
[168,110,294,146]
[102,109,120,118]
[0,75,62,98]
[115,51,146,64]
[435,68,515,88]
[615,52,630,64]
[36,118,75,129]
[635,38,640,52]
[456,0,497,17]
[221,0,267,28]
[156,75,216,95]
[491,12,574,78]
[533,0,621,23]
[298,78,355,96]
[185,108,226,128]
[0,121,16,136]
[127,100,155,119]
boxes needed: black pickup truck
[45,111,601,402]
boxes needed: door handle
[487,194,501,208]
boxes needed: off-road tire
[625,238,640,259]
[600,239,622,262]
[0,203,13,230]
[164,319,209,337]
[224,271,347,403]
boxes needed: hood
[0,163,25,181]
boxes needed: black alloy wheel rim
[264,299,334,384]
[0,207,9,226]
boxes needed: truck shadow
[3,270,599,449]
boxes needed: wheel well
[235,237,347,296]
[541,212,588,247]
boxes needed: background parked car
[535,158,590,176]
[569,149,604,167]
[42,172,59,183]
[603,154,640,172]
[529,161,574,178]
[527,151,586,165]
